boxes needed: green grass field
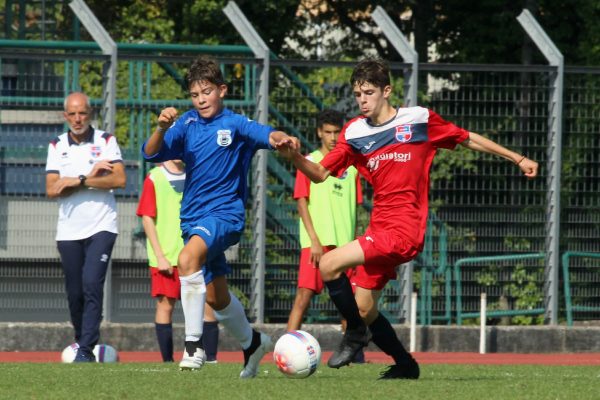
[1,362,598,400]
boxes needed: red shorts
[298,246,357,294]
[150,267,181,299]
[353,228,420,290]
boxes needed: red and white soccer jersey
[321,107,469,277]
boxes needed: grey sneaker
[327,327,370,369]
[179,341,205,371]
[240,331,272,379]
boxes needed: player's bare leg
[287,288,315,331]
[155,295,176,362]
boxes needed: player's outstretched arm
[292,152,330,183]
[274,134,330,183]
[144,107,178,156]
[269,130,293,148]
[461,131,539,179]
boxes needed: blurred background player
[45,92,126,362]
[142,55,294,377]
[136,159,219,363]
[286,109,365,363]
[277,58,538,379]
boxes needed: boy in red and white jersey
[277,59,538,379]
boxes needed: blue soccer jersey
[142,108,274,226]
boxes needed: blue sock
[155,323,174,362]
[202,321,219,361]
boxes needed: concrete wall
[1,322,599,353]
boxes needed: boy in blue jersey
[142,56,294,377]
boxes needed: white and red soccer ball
[61,343,119,363]
[273,330,321,378]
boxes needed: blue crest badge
[395,124,413,143]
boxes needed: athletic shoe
[73,348,95,363]
[327,327,370,369]
[378,357,420,380]
[240,331,272,379]
[205,359,218,364]
[179,341,205,371]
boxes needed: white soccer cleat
[179,341,206,371]
[240,331,273,379]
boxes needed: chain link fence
[1,43,599,325]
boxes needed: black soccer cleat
[327,327,371,369]
[378,357,420,380]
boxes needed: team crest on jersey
[395,124,413,143]
[90,146,102,158]
[217,130,232,147]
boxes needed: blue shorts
[181,215,243,285]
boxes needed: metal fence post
[517,9,563,325]
[371,6,418,107]
[69,0,117,134]
[223,1,270,323]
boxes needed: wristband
[516,156,526,165]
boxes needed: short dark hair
[317,108,345,129]
[350,58,391,89]
[186,56,226,89]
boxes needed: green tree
[65,0,175,43]
[292,0,600,65]
[165,0,300,52]
[78,0,300,52]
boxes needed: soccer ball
[273,330,321,378]
[61,343,119,363]
[61,343,80,363]
[94,344,119,363]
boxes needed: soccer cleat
[327,327,370,369]
[378,357,420,380]
[73,348,96,363]
[240,331,272,379]
[179,341,206,371]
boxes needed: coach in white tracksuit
[45,92,126,362]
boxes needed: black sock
[369,313,411,365]
[202,321,219,361]
[155,323,174,362]
[243,330,261,366]
[324,274,364,331]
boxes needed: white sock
[213,291,253,349]
[179,271,206,342]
